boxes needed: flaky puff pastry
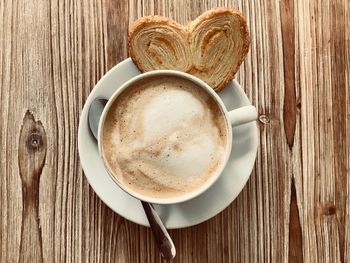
[129,8,250,92]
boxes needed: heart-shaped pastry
[128,8,250,91]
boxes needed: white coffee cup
[98,70,257,204]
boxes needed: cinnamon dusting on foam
[101,75,228,199]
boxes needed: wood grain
[0,0,349,262]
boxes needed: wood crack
[18,110,47,263]
[288,178,303,262]
[280,0,297,149]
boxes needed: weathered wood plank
[0,0,349,262]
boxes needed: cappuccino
[101,75,229,199]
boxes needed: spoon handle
[141,201,176,260]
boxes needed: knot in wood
[259,114,270,124]
[26,132,44,152]
[323,204,336,216]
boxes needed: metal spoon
[88,98,176,260]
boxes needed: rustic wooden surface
[0,0,349,262]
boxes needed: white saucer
[78,58,258,229]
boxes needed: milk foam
[102,76,228,199]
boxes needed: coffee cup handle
[227,105,258,127]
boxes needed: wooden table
[1,0,349,262]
